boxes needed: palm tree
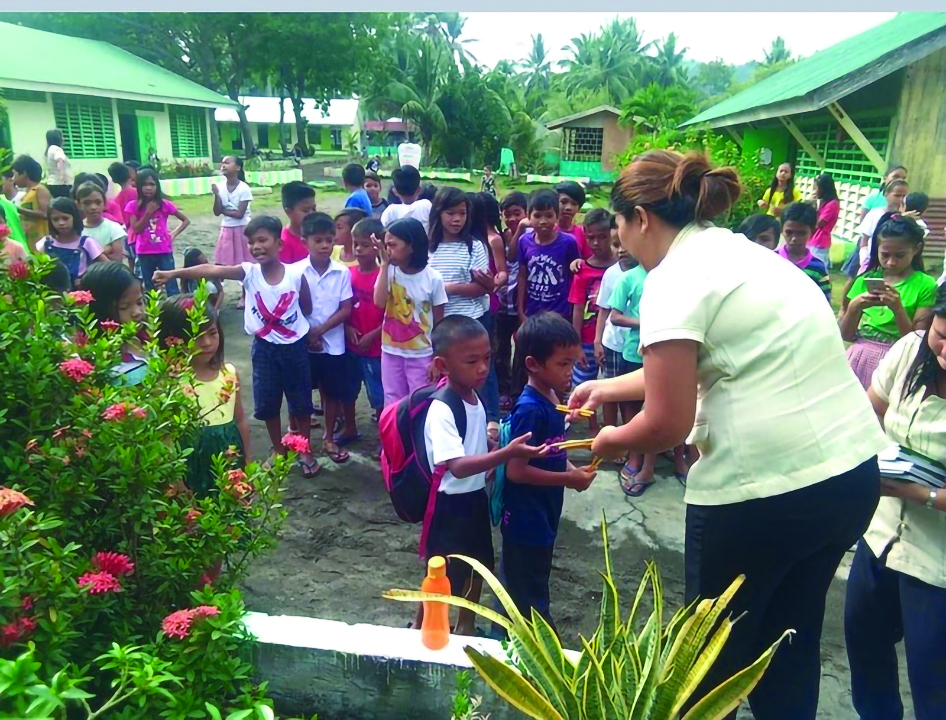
[622,83,697,129]
[763,36,792,66]
[645,32,688,87]
[519,33,552,96]
[560,17,652,106]
[383,34,449,157]
[411,12,477,65]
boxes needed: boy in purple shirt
[515,189,580,322]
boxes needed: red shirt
[559,222,591,259]
[279,227,309,264]
[105,198,123,226]
[348,265,383,357]
[114,187,138,227]
[567,262,608,344]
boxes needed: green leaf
[382,589,510,631]
[465,648,564,720]
[205,703,223,720]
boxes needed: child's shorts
[603,348,640,379]
[356,354,384,411]
[309,351,360,403]
[571,342,599,387]
[251,337,313,421]
[426,489,494,596]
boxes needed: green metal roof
[0,21,235,108]
[683,13,946,128]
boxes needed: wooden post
[725,127,743,148]
[827,101,886,175]
[778,116,825,168]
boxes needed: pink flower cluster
[225,469,253,503]
[102,403,147,421]
[59,358,95,382]
[66,290,94,305]
[161,605,219,639]
[7,260,28,280]
[78,551,134,594]
[281,433,310,454]
[0,487,33,517]
[0,616,36,648]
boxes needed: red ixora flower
[161,605,219,639]
[78,571,123,594]
[0,487,34,517]
[179,297,195,311]
[92,551,135,577]
[59,358,95,382]
[0,223,10,239]
[280,433,310,454]
[73,330,89,348]
[7,260,29,280]
[102,403,146,421]
[100,320,120,332]
[0,617,36,648]
[66,290,94,305]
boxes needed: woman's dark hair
[781,201,818,230]
[158,294,225,370]
[72,172,106,199]
[183,247,206,267]
[468,191,503,242]
[429,186,472,253]
[736,214,781,242]
[612,150,741,227]
[11,155,43,183]
[135,168,163,208]
[514,311,581,380]
[420,184,438,202]
[864,212,926,274]
[767,163,794,207]
[905,192,929,215]
[387,218,428,270]
[815,173,838,203]
[528,188,559,215]
[46,129,64,149]
[583,208,612,229]
[902,285,946,401]
[78,261,140,323]
[48,197,83,236]
[224,155,246,183]
[108,162,131,185]
[125,160,141,171]
[75,181,106,204]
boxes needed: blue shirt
[345,189,373,215]
[501,386,567,547]
[609,265,646,364]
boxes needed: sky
[459,13,897,69]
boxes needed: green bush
[0,257,293,718]
[162,162,217,179]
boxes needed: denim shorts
[357,355,383,410]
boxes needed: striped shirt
[429,238,489,318]
[778,246,831,303]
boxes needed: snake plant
[383,514,791,720]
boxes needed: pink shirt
[105,199,123,226]
[125,199,178,255]
[809,199,839,250]
[115,187,137,227]
[279,227,309,264]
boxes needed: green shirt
[847,269,937,342]
[0,196,28,253]
[609,265,647,364]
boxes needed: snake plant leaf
[665,617,735,720]
[680,631,793,720]
[531,608,574,678]
[598,571,620,649]
[448,554,530,631]
[509,634,570,719]
[465,648,565,720]
[381,589,511,631]
[581,664,605,720]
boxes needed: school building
[214,97,361,154]
[683,12,946,259]
[363,118,417,159]
[545,106,642,183]
[0,21,235,177]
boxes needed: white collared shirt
[294,257,353,355]
[640,222,888,506]
[868,332,946,589]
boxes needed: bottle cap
[427,556,446,578]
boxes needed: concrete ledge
[245,612,523,720]
[525,174,591,185]
[163,170,303,197]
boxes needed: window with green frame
[52,94,118,159]
[169,106,209,158]
[794,116,892,185]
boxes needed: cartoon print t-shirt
[124,199,177,255]
[381,265,448,358]
[519,230,581,320]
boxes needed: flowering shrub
[0,255,294,717]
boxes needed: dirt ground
[169,195,911,720]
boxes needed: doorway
[118,114,155,165]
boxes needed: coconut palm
[520,33,552,97]
[763,36,792,66]
[411,12,477,65]
[561,17,652,106]
[646,32,689,87]
[383,34,450,157]
[622,82,697,129]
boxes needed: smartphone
[866,278,888,294]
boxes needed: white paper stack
[878,445,946,489]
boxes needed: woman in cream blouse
[570,150,888,720]
[848,286,946,720]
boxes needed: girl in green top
[841,214,935,388]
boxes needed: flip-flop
[336,432,362,447]
[675,471,688,487]
[622,480,654,498]
[322,443,350,464]
[620,460,639,480]
[297,457,321,478]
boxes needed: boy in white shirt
[380,166,432,232]
[294,212,355,463]
[420,315,546,635]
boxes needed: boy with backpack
[382,315,545,635]
[499,312,596,631]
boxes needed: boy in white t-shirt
[153,216,320,477]
[380,166,432,232]
[419,315,546,636]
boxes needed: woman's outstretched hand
[567,380,604,421]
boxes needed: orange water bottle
[421,556,451,650]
